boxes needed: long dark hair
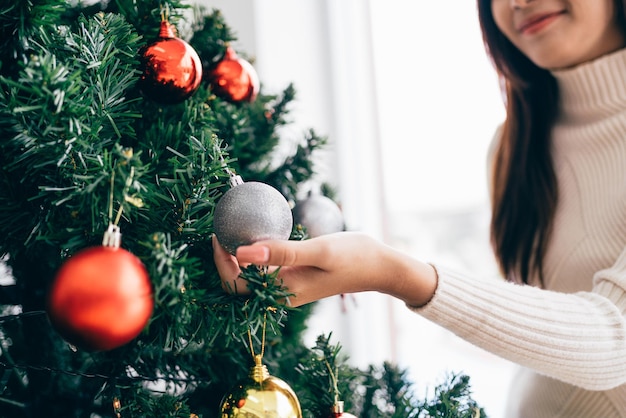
[477,0,626,285]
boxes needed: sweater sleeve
[410,246,626,391]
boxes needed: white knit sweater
[411,49,626,417]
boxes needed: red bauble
[209,46,260,103]
[47,246,154,351]
[138,21,203,104]
[329,402,357,418]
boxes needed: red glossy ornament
[329,402,357,418]
[209,46,260,103]
[330,412,358,418]
[47,245,153,351]
[138,20,203,104]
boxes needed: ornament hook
[250,354,270,383]
[216,149,243,188]
[160,3,170,22]
[229,174,243,188]
[102,224,121,248]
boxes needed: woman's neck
[551,48,626,123]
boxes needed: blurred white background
[203,1,516,416]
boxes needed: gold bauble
[220,355,302,418]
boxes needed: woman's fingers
[235,244,271,264]
[214,231,436,308]
[215,232,378,303]
[236,238,325,268]
[212,235,251,294]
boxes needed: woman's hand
[213,231,438,308]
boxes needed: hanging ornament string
[245,304,268,362]
[322,349,358,417]
[160,3,169,24]
[158,3,176,37]
[109,165,136,226]
[325,358,340,407]
[108,168,119,226]
[218,151,243,188]
[103,165,136,247]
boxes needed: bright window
[205,1,515,416]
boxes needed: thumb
[236,238,326,267]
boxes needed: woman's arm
[415,255,626,391]
[214,234,626,391]
[213,231,438,307]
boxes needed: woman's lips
[518,11,564,35]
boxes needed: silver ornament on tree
[293,192,344,238]
[214,174,293,255]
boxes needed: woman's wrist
[381,250,438,307]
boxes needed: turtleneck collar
[551,48,626,124]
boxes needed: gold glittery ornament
[220,355,302,418]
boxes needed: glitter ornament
[47,225,153,351]
[293,193,344,238]
[214,180,293,255]
[209,46,260,103]
[220,355,302,418]
[138,20,203,104]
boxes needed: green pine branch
[0,0,68,77]
[0,2,489,417]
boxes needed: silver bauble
[293,194,344,238]
[214,181,293,255]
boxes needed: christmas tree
[0,1,487,416]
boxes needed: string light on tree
[113,397,122,418]
[208,46,260,103]
[138,17,202,104]
[46,224,154,351]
